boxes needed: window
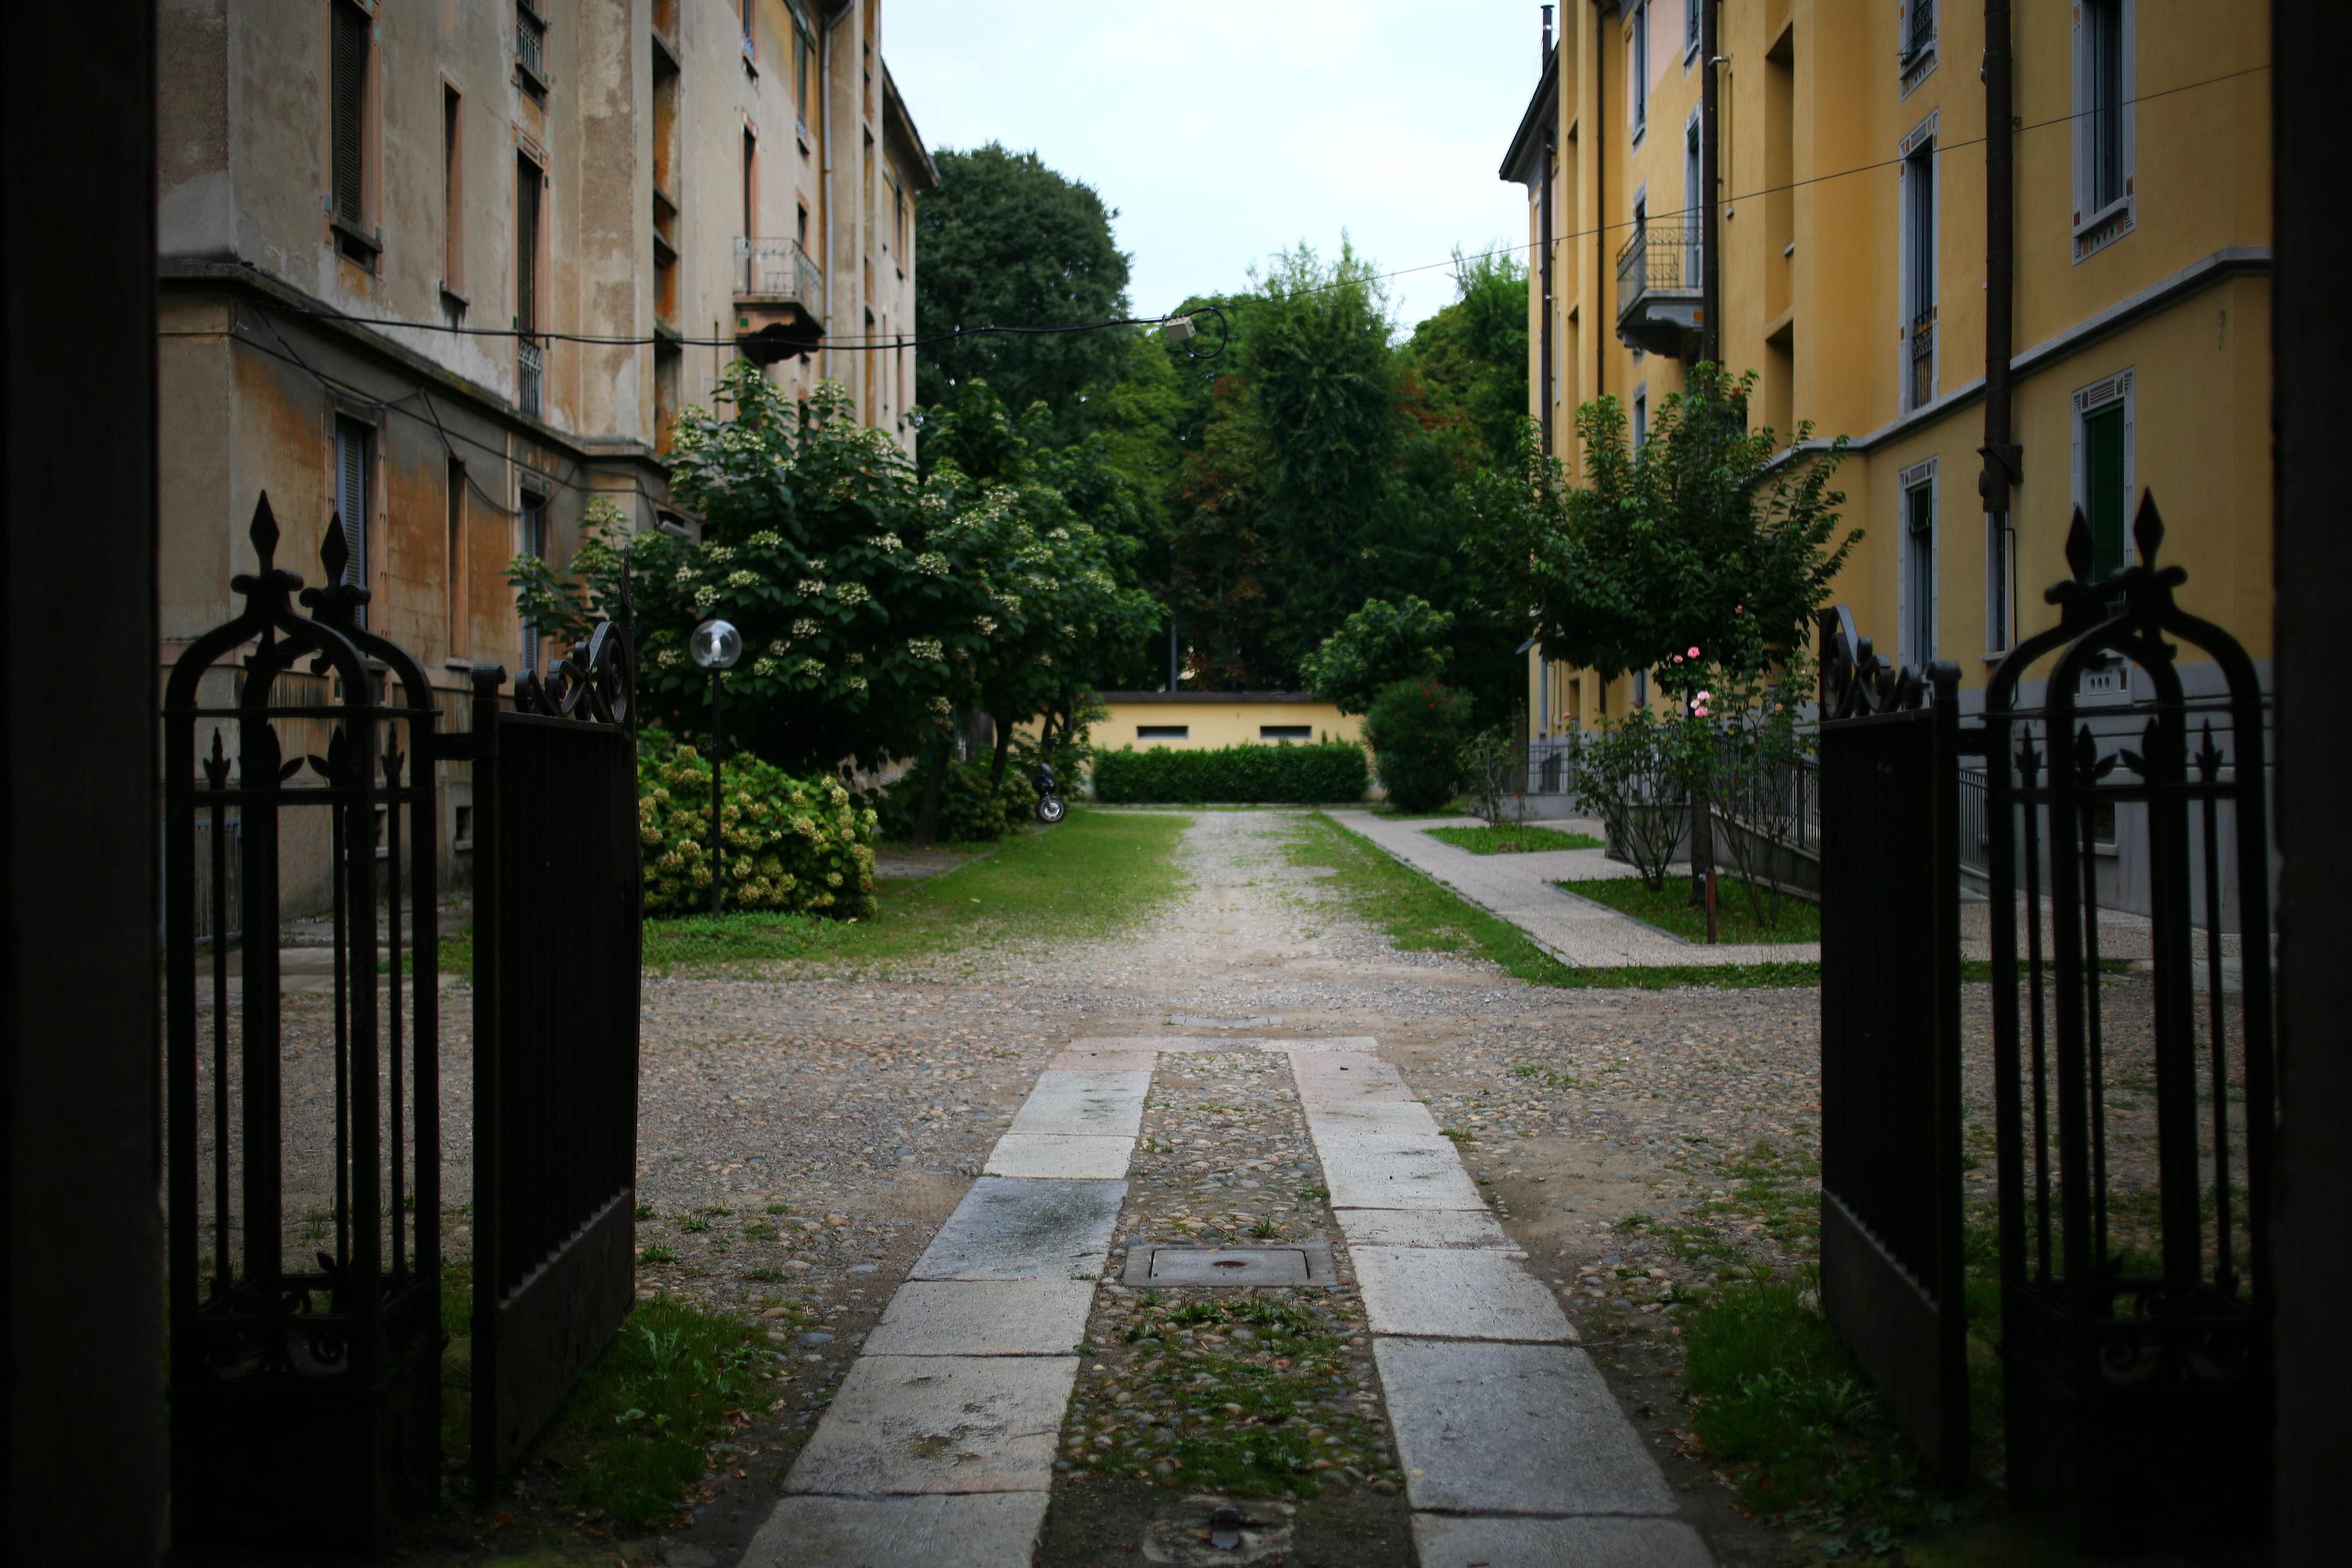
[515,153,543,416]
[329,1,375,265]
[741,0,757,66]
[891,178,908,271]
[1901,119,1937,412]
[1629,2,1649,138]
[741,129,758,291]
[794,15,816,132]
[1901,0,1937,94]
[2073,0,2135,260]
[1683,115,1702,287]
[1261,726,1312,741]
[797,202,811,253]
[1632,385,1649,449]
[1137,725,1189,741]
[1632,668,1649,707]
[515,2,548,96]
[441,87,463,298]
[2084,402,2128,579]
[518,489,548,676]
[1986,515,2013,655]
[446,458,466,642]
[1901,460,1937,669]
[1686,0,1701,58]
[334,417,371,627]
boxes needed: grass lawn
[1560,872,1821,944]
[441,1259,801,1528]
[643,805,1191,974]
[1423,823,1604,854]
[1291,813,1819,990]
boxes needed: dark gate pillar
[1,4,167,1563]
[2271,3,2352,1558]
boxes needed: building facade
[1501,0,2271,736]
[157,0,937,900]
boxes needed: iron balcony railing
[1615,221,1700,321]
[518,336,543,417]
[1903,0,1936,62]
[516,5,547,80]
[736,236,824,305]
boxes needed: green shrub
[872,758,1037,843]
[637,729,877,918]
[1360,679,1473,813]
[1090,741,1368,805]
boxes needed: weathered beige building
[157,0,937,894]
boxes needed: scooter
[1030,761,1067,824]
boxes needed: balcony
[518,336,544,418]
[1615,221,1703,357]
[733,236,825,363]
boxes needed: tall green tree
[915,144,1133,433]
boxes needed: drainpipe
[1539,8,1556,454]
[820,6,837,388]
[1980,0,2021,641]
[1593,0,1606,406]
[1699,0,1721,366]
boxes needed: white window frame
[1899,456,1939,671]
[1898,111,1939,415]
[1683,110,1703,288]
[2071,0,2136,263]
[1899,0,1938,98]
[1629,1,1649,143]
[1685,0,1702,64]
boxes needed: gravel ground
[200,807,2241,1567]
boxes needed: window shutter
[331,3,368,224]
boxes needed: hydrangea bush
[637,730,877,918]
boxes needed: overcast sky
[884,1,1547,333]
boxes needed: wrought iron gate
[1981,499,2274,1548]
[467,624,644,1496]
[1815,627,1969,1483]
[164,498,442,1553]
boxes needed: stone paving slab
[1329,809,1820,968]
[1314,1130,1488,1212]
[1352,1245,1578,1342]
[908,1177,1127,1281]
[782,1354,1076,1496]
[1250,1036,1381,1052]
[1008,1091,1148,1139]
[1291,1053,1416,1106]
[860,1281,1097,1357]
[1334,1207,1513,1249]
[1374,1338,1679,1517]
[1302,1099,1441,1136]
[1410,1513,1716,1568]
[741,1493,1052,1568]
[1027,1068,1155,1101]
[1048,1046,1160,1071]
[983,1134,1137,1180]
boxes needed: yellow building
[1092,693,1363,752]
[1500,0,2271,731]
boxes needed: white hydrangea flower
[657,648,682,668]
[845,674,869,693]
[835,582,872,606]
[797,579,826,597]
[752,656,777,676]
[973,616,997,636]
[746,530,782,547]
[673,565,697,584]
[726,570,759,587]
[930,696,952,717]
[799,657,826,677]
[791,618,820,639]
[907,638,943,662]
[914,553,949,576]
[846,652,864,666]
[874,532,903,552]
[808,557,827,573]
[705,544,735,564]
[693,585,718,609]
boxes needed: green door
[2083,401,2127,581]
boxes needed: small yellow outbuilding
[1093,692,1362,751]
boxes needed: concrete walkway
[741,1031,1711,1567]
[1291,1042,1711,1566]
[1329,810,1822,968]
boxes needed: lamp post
[690,617,742,914]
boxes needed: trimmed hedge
[1090,742,1368,805]
[872,758,1037,843]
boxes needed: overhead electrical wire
[202,59,2265,358]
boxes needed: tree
[917,380,1162,782]
[1466,361,1856,690]
[1299,595,1454,715]
[915,144,1133,435]
[1466,360,1858,903]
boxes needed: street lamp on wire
[689,617,742,915]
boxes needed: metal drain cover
[1122,1244,1338,1287]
